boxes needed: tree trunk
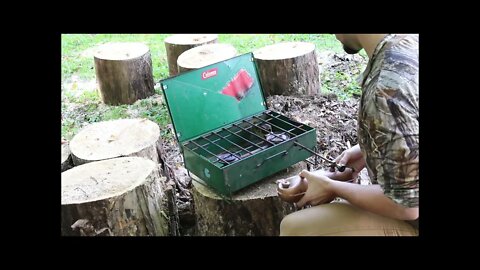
[191,162,307,236]
[177,43,237,74]
[94,42,154,105]
[70,118,161,166]
[61,142,73,172]
[164,34,218,77]
[254,42,320,96]
[61,157,178,236]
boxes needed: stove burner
[217,153,240,164]
[266,132,290,143]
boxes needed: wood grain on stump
[70,118,161,166]
[254,42,320,96]
[191,162,307,236]
[62,142,73,172]
[61,157,177,236]
[177,43,237,73]
[94,42,154,105]
[164,34,218,76]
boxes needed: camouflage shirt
[357,34,419,208]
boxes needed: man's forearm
[328,181,418,220]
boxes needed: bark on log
[191,162,307,236]
[170,166,196,235]
[70,118,161,166]
[177,43,237,73]
[61,142,73,172]
[61,157,178,236]
[164,34,218,77]
[94,42,154,105]
[253,42,320,96]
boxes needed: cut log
[70,118,161,166]
[61,142,73,172]
[191,162,307,236]
[253,42,320,96]
[61,157,178,236]
[177,43,237,73]
[94,42,154,105]
[164,34,218,77]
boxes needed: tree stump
[61,157,178,236]
[191,162,307,236]
[253,42,320,96]
[62,142,73,172]
[70,118,161,166]
[177,43,237,73]
[164,34,218,77]
[94,42,154,105]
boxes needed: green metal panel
[161,53,318,196]
[224,131,316,194]
[161,53,267,143]
[183,148,226,194]
[181,110,316,196]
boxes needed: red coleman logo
[202,68,218,80]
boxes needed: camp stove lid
[160,53,267,143]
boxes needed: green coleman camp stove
[160,53,317,196]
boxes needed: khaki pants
[280,201,418,236]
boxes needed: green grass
[321,70,363,101]
[102,106,129,121]
[136,99,173,140]
[61,34,344,83]
[218,34,343,54]
[77,90,100,103]
[61,34,172,82]
[61,34,361,140]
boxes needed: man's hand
[295,170,336,208]
[328,144,366,181]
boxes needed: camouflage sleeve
[365,77,419,208]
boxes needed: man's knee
[280,210,312,236]
[279,203,350,236]
[279,213,297,236]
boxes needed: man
[280,34,419,236]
